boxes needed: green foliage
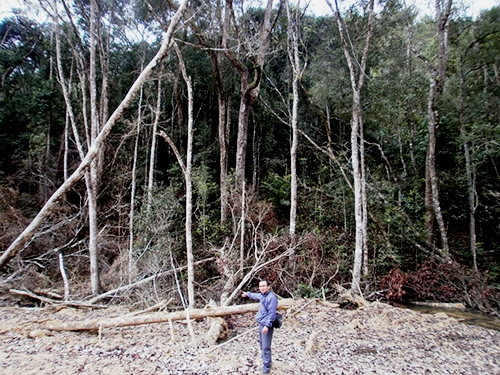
[0,17,64,176]
[293,284,328,299]
[260,173,291,221]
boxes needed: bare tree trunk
[425,0,453,258]
[98,14,110,131]
[165,43,195,308]
[219,92,231,223]
[460,124,477,271]
[147,69,163,211]
[493,63,500,88]
[128,83,144,284]
[427,79,449,257]
[425,158,435,245]
[240,181,246,274]
[0,0,189,272]
[53,2,100,292]
[360,118,369,277]
[234,75,252,186]
[286,0,302,239]
[58,253,70,301]
[183,61,195,309]
[55,14,73,185]
[188,5,234,224]
[204,35,232,223]
[351,104,365,293]
[173,67,185,155]
[63,107,69,182]
[252,120,259,192]
[87,0,101,295]
[328,0,375,292]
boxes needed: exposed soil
[1,299,499,374]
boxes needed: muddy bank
[1,299,499,374]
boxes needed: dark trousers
[259,324,274,371]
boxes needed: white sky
[305,0,500,17]
[1,0,499,21]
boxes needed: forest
[0,0,499,317]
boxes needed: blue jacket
[246,290,278,327]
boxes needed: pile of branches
[380,260,500,316]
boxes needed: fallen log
[45,299,296,332]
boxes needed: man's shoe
[262,367,270,374]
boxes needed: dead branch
[9,289,106,309]
[87,257,214,304]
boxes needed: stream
[405,303,500,332]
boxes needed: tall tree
[455,17,478,270]
[286,0,305,238]
[177,44,195,309]
[222,0,275,189]
[188,2,234,223]
[327,0,375,291]
[424,0,453,259]
[159,43,196,308]
[87,0,102,294]
[48,0,103,293]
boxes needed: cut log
[45,299,296,332]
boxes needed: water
[405,303,500,332]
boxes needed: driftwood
[335,284,369,308]
[45,299,296,332]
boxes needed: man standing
[242,279,278,374]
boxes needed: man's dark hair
[259,279,271,286]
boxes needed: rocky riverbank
[1,299,499,374]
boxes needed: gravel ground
[1,299,499,374]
